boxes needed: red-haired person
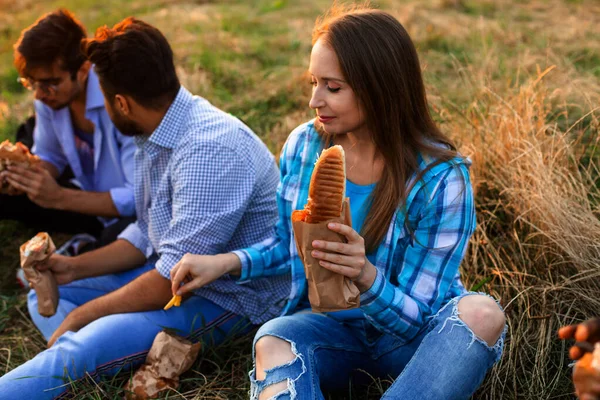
[2,9,136,250]
[171,5,507,399]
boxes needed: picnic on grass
[0,3,598,399]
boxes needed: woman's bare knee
[457,295,505,346]
[255,335,295,379]
[255,336,296,400]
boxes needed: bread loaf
[294,145,345,223]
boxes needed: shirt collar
[86,67,105,111]
[147,86,192,149]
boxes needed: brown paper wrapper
[292,199,360,312]
[124,331,201,400]
[19,233,59,317]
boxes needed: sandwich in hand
[20,232,59,317]
[0,140,39,195]
[291,145,359,312]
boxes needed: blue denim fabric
[0,264,253,400]
[250,292,506,400]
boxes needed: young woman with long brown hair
[171,4,506,399]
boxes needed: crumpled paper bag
[124,331,201,400]
[292,199,360,312]
[19,232,58,317]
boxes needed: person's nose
[309,86,326,110]
[33,86,46,101]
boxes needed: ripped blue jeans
[250,292,506,399]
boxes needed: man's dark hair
[14,9,87,78]
[83,17,180,110]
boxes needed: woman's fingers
[169,263,179,280]
[326,222,362,243]
[312,239,354,255]
[171,262,189,295]
[311,249,363,268]
[176,279,203,296]
[318,259,359,279]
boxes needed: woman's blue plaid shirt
[234,120,476,342]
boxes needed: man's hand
[36,254,78,285]
[559,318,600,360]
[2,164,65,209]
[47,306,91,347]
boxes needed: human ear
[115,94,130,115]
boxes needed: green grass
[1,0,599,398]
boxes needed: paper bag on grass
[19,232,58,317]
[124,331,201,400]
[292,199,360,312]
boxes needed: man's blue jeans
[0,264,251,400]
[250,292,506,400]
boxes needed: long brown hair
[313,4,460,252]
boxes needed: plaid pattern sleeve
[232,120,476,327]
[360,163,476,340]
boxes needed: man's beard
[111,113,146,137]
[45,90,77,111]
[45,79,81,110]
[46,99,70,110]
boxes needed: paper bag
[124,331,201,400]
[292,199,360,312]
[19,233,59,317]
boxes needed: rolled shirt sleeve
[117,221,154,258]
[109,187,135,217]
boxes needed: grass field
[1,0,600,398]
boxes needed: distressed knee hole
[251,335,306,400]
[255,335,295,380]
[457,295,506,346]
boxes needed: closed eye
[310,79,341,93]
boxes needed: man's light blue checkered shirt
[234,121,476,342]
[118,87,290,324]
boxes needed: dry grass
[442,68,600,398]
[1,0,600,399]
